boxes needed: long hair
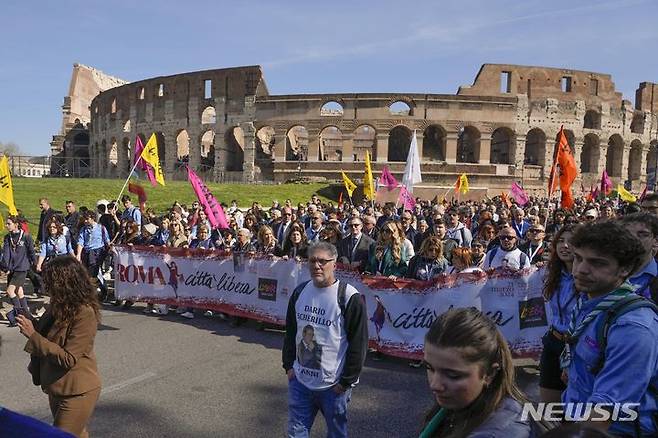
[543,224,576,300]
[376,220,402,264]
[43,255,100,327]
[419,235,444,259]
[423,308,526,438]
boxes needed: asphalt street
[0,299,539,438]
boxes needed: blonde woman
[167,220,189,249]
[365,221,407,278]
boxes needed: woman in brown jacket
[16,255,102,438]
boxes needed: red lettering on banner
[116,264,166,285]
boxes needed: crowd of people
[4,188,658,437]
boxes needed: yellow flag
[459,173,469,194]
[617,184,636,202]
[140,133,165,186]
[0,211,5,232]
[363,151,375,200]
[341,171,357,197]
[0,156,18,215]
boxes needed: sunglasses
[529,229,544,233]
[499,235,516,241]
[309,257,335,266]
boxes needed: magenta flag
[134,136,157,187]
[600,170,612,195]
[380,166,399,191]
[398,186,416,210]
[187,166,229,229]
[510,182,529,206]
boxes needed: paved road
[0,299,539,437]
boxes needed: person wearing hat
[583,208,598,222]
[519,224,549,266]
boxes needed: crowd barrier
[114,246,548,360]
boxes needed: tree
[0,141,22,156]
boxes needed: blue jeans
[287,376,352,438]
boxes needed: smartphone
[17,308,33,321]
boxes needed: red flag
[550,127,578,208]
[128,182,147,211]
[338,191,344,209]
[454,175,461,192]
[640,185,648,202]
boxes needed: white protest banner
[114,246,548,359]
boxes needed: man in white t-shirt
[282,242,368,438]
[484,226,531,270]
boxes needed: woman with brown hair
[276,223,308,260]
[16,255,102,438]
[366,220,407,278]
[406,236,449,281]
[420,307,530,437]
[255,224,278,255]
[539,224,577,403]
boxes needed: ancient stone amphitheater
[53,63,658,197]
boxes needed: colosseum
[53,63,658,198]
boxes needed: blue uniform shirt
[562,289,658,436]
[628,258,658,299]
[547,269,577,333]
[39,234,73,258]
[121,206,142,227]
[77,223,109,250]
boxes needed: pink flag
[380,166,399,191]
[398,186,416,210]
[600,170,612,195]
[134,136,157,187]
[187,166,229,229]
[510,182,529,206]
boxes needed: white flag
[401,130,422,193]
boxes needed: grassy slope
[12,178,333,224]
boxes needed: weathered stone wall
[87,63,658,195]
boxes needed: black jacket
[1,231,35,272]
[37,208,60,243]
[337,234,375,272]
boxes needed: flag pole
[115,157,143,205]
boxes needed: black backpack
[290,280,348,318]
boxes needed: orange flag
[554,127,578,208]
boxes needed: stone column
[479,133,491,165]
[640,147,650,184]
[145,102,153,123]
[187,128,201,171]
[620,146,631,183]
[514,134,526,168]
[597,145,608,176]
[214,127,228,182]
[241,121,256,183]
[342,132,354,162]
[445,132,458,164]
[273,129,287,162]
[307,129,320,161]
[572,139,584,175]
[376,133,388,163]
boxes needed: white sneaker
[204,310,214,317]
[176,307,186,314]
[156,304,169,315]
[181,311,194,319]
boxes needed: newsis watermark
[520,403,640,422]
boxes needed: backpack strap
[291,279,348,318]
[485,246,498,269]
[591,295,658,375]
[290,280,311,307]
[459,228,466,247]
[649,275,658,303]
[519,251,528,268]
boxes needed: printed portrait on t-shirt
[297,325,323,370]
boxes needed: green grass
[11,178,334,225]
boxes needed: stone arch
[286,125,309,161]
[255,126,275,157]
[320,101,344,116]
[628,140,643,182]
[122,137,131,173]
[630,114,644,134]
[353,124,376,161]
[176,129,190,166]
[423,124,446,161]
[563,129,576,151]
[201,106,216,125]
[606,134,624,178]
[490,127,514,164]
[319,126,343,161]
[583,110,601,130]
[457,126,480,163]
[200,130,215,171]
[389,101,412,116]
[580,133,600,174]
[225,127,244,171]
[123,120,131,133]
[524,128,546,166]
[387,125,412,162]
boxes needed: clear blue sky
[2,0,658,155]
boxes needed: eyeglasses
[283,213,292,216]
[499,235,516,241]
[309,257,335,266]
